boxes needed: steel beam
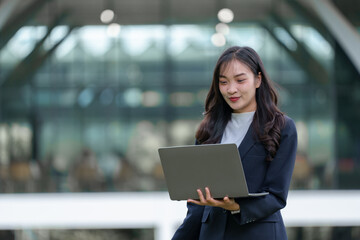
[0,0,52,50]
[287,0,333,45]
[0,0,21,31]
[304,0,360,75]
[1,12,72,87]
[262,22,328,84]
[270,13,329,83]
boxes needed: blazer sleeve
[172,202,204,240]
[232,117,297,225]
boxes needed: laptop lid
[158,143,268,201]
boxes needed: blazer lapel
[238,124,257,159]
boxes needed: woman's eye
[237,79,245,83]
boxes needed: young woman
[172,46,297,240]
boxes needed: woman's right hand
[188,187,240,211]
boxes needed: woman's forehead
[219,59,252,75]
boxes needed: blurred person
[291,153,313,189]
[98,151,141,191]
[71,148,102,192]
[172,46,297,240]
[9,158,32,192]
[97,151,121,191]
[113,154,142,191]
[41,152,70,192]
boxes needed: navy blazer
[172,116,297,240]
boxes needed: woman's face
[218,59,261,113]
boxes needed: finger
[197,189,206,203]
[205,187,212,201]
[187,199,202,205]
[205,187,221,206]
[223,196,230,202]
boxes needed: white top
[221,111,255,147]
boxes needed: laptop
[158,143,269,201]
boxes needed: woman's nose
[227,83,237,94]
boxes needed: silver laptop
[158,143,269,201]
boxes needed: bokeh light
[217,8,234,23]
[100,9,115,23]
[211,32,226,47]
[215,23,230,35]
[107,23,121,37]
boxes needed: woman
[172,46,297,240]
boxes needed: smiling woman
[172,46,298,240]
[218,59,261,113]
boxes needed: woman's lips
[229,97,240,102]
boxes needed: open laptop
[158,143,269,201]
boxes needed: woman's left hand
[187,187,240,211]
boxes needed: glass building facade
[1,23,356,193]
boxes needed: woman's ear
[256,72,262,88]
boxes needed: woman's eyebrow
[219,73,247,78]
[234,73,247,78]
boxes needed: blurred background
[0,0,359,239]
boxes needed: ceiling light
[211,33,226,47]
[107,23,121,37]
[217,8,234,23]
[215,23,230,35]
[100,9,115,23]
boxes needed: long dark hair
[195,46,285,162]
